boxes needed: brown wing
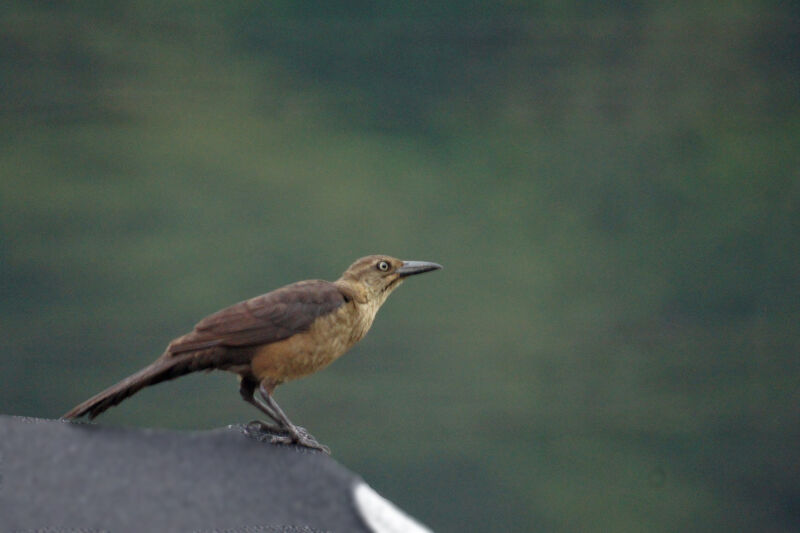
[167,280,347,355]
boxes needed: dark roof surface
[0,415,426,533]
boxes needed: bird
[62,255,442,453]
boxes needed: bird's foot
[278,425,331,455]
[293,426,331,454]
[243,420,330,454]
[243,419,289,440]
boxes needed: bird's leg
[238,378,287,435]
[258,381,331,454]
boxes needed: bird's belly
[250,307,365,383]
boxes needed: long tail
[62,353,211,420]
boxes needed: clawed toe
[300,438,331,455]
[243,420,289,441]
[263,428,330,453]
[289,427,331,454]
[243,421,330,453]
[268,433,295,446]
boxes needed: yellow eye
[377,260,390,272]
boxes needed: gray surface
[0,415,373,533]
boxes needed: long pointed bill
[396,260,443,277]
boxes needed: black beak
[396,260,443,277]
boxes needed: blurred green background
[2,2,799,532]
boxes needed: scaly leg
[238,377,287,435]
[258,381,331,454]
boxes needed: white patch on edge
[353,482,433,533]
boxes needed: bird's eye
[377,260,390,272]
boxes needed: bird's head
[338,255,442,304]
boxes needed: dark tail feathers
[62,353,209,420]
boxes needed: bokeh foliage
[1,2,798,531]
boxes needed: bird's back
[167,280,348,356]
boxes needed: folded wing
[167,280,347,355]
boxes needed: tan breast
[250,300,379,383]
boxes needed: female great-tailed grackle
[62,255,442,453]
